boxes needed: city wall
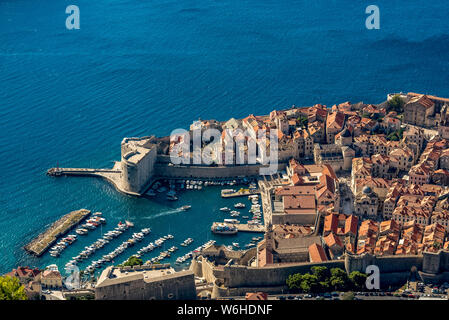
[192,250,449,298]
[153,156,287,179]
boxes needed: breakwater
[24,209,91,256]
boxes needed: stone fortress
[190,244,449,298]
[95,264,196,300]
[47,91,449,299]
[119,137,158,194]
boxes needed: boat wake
[143,208,183,220]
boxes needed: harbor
[17,180,265,276]
[24,209,91,257]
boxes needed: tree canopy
[0,276,27,300]
[286,266,368,293]
[121,256,143,267]
[388,94,405,113]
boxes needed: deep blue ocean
[1,0,449,275]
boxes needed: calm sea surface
[1,0,449,274]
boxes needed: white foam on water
[142,208,183,220]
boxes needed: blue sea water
[1,0,449,275]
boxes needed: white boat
[220,207,231,212]
[180,205,191,211]
[224,218,240,224]
[234,203,245,209]
[232,242,240,248]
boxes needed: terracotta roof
[324,213,338,235]
[344,215,359,236]
[308,243,328,262]
[324,233,344,249]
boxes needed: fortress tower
[120,136,157,194]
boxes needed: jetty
[221,188,260,198]
[24,209,91,256]
[212,222,265,233]
[47,167,120,177]
[46,165,142,196]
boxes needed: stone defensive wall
[154,155,288,179]
[192,250,449,297]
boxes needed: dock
[221,188,260,198]
[24,209,91,256]
[212,222,266,233]
[47,167,120,177]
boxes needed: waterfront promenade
[212,222,266,233]
[221,189,260,198]
[24,209,91,256]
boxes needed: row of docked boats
[220,202,246,212]
[231,236,262,250]
[49,234,77,257]
[75,212,106,235]
[248,194,263,226]
[185,180,203,190]
[81,227,151,273]
[174,239,216,264]
[63,222,135,271]
[180,237,194,247]
[133,234,174,260]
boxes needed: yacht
[234,203,245,209]
[220,207,231,212]
[224,218,240,224]
[180,205,192,211]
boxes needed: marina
[17,180,265,275]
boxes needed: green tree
[329,268,350,291]
[286,273,303,291]
[300,273,321,293]
[0,276,27,300]
[122,256,143,267]
[349,271,367,290]
[311,266,331,283]
[297,115,308,128]
[388,94,405,113]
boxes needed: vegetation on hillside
[0,276,28,300]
